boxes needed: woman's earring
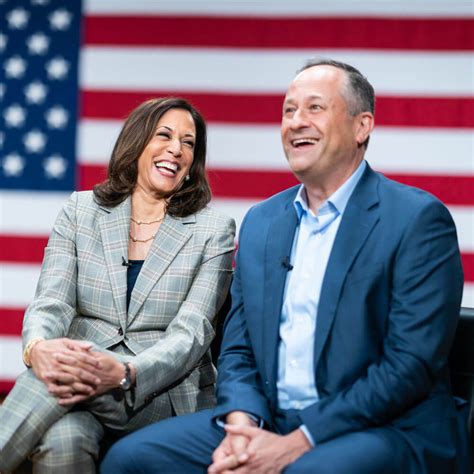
[185,175,190,181]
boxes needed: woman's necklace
[130,215,165,225]
[129,214,165,243]
[129,231,156,243]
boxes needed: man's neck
[303,158,364,214]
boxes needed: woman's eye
[156,131,170,138]
[183,141,195,148]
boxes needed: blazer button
[118,327,123,336]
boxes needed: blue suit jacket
[214,164,468,471]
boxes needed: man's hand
[209,425,311,474]
[208,411,257,474]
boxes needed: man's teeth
[292,138,318,146]
[155,162,178,173]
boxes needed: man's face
[281,65,366,186]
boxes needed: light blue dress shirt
[277,160,367,442]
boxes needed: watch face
[120,363,132,391]
[120,377,131,391]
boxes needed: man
[101,59,469,474]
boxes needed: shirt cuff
[215,413,264,429]
[299,424,315,446]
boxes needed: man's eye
[284,107,295,115]
[310,104,322,111]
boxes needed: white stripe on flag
[78,120,474,175]
[80,48,473,95]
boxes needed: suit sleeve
[299,199,464,443]
[131,217,236,408]
[22,192,79,347]
[212,210,273,426]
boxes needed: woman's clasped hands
[29,338,127,405]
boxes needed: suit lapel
[98,197,131,328]
[314,166,380,368]
[263,191,299,392]
[127,214,193,322]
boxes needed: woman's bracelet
[22,338,45,368]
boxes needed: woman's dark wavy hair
[93,97,211,217]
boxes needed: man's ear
[355,112,374,146]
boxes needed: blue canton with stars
[0,0,81,191]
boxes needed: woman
[0,97,235,472]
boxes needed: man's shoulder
[375,171,446,210]
[248,185,300,216]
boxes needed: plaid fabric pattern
[23,191,235,410]
[0,191,235,470]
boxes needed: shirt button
[303,274,310,279]
[290,359,298,368]
[293,401,302,409]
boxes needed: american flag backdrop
[0,0,472,392]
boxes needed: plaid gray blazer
[22,191,235,413]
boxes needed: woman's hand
[30,338,102,403]
[51,351,136,405]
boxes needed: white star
[45,105,69,129]
[0,84,5,101]
[44,154,67,179]
[26,33,50,55]
[2,153,25,177]
[4,55,27,79]
[0,33,7,53]
[24,81,48,104]
[49,9,72,31]
[45,57,69,80]
[31,0,50,5]
[24,129,47,153]
[6,8,30,29]
[4,104,27,128]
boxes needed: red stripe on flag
[462,253,474,284]
[0,235,48,263]
[83,16,474,51]
[81,90,474,129]
[79,165,474,206]
[0,308,24,335]
[384,173,474,206]
[0,380,15,394]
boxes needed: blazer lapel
[98,197,131,329]
[263,191,299,393]
[314,166,380,369]
[127,214,194,322]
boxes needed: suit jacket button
[118,327,123,336]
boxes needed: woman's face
[136,108,196,196]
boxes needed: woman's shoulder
[63,190,97,208]
[192,206,236,233]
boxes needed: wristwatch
[119,362,133,391]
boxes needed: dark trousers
[100,407,430,474]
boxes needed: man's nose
[289,109,310,129]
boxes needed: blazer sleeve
[212,210,273,426]
[22,192,79,347]
[131,216,236,409]
[299,199,464,443]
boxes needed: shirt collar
[293,160,367,220]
